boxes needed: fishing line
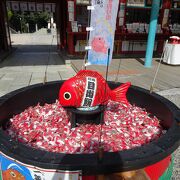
[98,48,110,162]
[150,40,168,93]
[82,0,91,70]
[43,34,54,84]
[115,58,122,82]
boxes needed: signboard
[87,0,119,65]
[0,152,81,180]
[81,77,97,107]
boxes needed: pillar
[145,0,161,67]
[0,0,11,51]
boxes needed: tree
[9,11,50,33]
[9,13,21,32]
[7,9,13,21]
[35,12,50,29]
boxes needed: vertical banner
[88,0,119,65]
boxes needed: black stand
[67,106,105,128]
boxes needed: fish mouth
[77,106,99,111]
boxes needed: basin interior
[0,81,179,175]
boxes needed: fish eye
[10,171,16,177]
[64,92,71,100]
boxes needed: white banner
[87,0,119,65]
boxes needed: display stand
[66,0,89,55]
[66,0,180,56]
[67,106,104,128]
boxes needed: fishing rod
[98,48,110,162]
[150,39,168,93]
[43,35,54,84]
[115,58,122,82]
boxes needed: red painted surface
[145,156,171,180]
[82,176,96,180]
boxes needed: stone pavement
[0,32,76,97]
[0,32,179,179]
[0,48,76,96]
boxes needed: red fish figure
[59,70,131,108]
[91,37,108,54]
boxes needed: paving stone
[8,84,27,92]
[46,72,61,82]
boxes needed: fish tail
[110,82,131,104]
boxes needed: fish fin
[111,82,131,104]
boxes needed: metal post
[145,0,161,68]
[20,17,22,33]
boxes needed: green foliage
[36,12,50,29]
[7,9,13,21]
[9,11,51,33]
[9,13,21,32]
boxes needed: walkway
[0,30,76,97]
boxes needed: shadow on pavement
[0,44,65,67]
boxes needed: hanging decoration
[44,3,51,13]
[36,3,43,12]
[11,1,19,11]
[7,1,55,13]
[28,2,35,12]
[87,0,119,65]
[20,2,28,12]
